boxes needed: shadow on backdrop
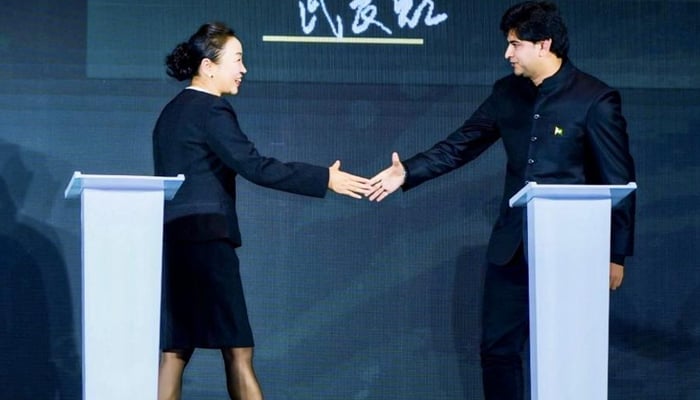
[0,142,80,399]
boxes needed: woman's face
[211,36,247,96]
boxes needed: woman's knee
[161,349,194,365]
[221,347,254,367]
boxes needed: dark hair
[500,1,569,59]
[165,22,236,81]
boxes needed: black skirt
[160,239,254,349]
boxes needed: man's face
[504,29,542,81]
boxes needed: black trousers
[480,246,529,400]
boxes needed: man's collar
[538,59,573,93]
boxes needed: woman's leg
[221,347,263,400]
[158,349,194,400]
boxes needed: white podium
[65,172,184,400]
[509,182,636,400]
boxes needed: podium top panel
[509,182,637,208]
[64,171,185,200]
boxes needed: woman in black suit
[153,22,369,400]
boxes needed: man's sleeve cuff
[611,254,626,266]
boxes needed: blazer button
[527,159,535,164]
[530,136,538,142]
[533,114,541,119]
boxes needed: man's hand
[368,152,405,202]
[610,262,624,290]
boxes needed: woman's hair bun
[165,42,196,81]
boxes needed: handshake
[328,152,404,202]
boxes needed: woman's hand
[328,160,371,199]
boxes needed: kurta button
[533,114,541,119]
[527,159,535,164]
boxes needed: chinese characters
[299,0,447,38]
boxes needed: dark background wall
[0,1,698,399]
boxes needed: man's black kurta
[402,61,636,266]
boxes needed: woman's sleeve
[205,99,329,198]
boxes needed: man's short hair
[500,1,570,59]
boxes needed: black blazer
[153,89,329,246]
[402,61,636,266]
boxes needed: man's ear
[539,38,553,55]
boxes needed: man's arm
[587,89,636,289]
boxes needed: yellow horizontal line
[262,35,424,45]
